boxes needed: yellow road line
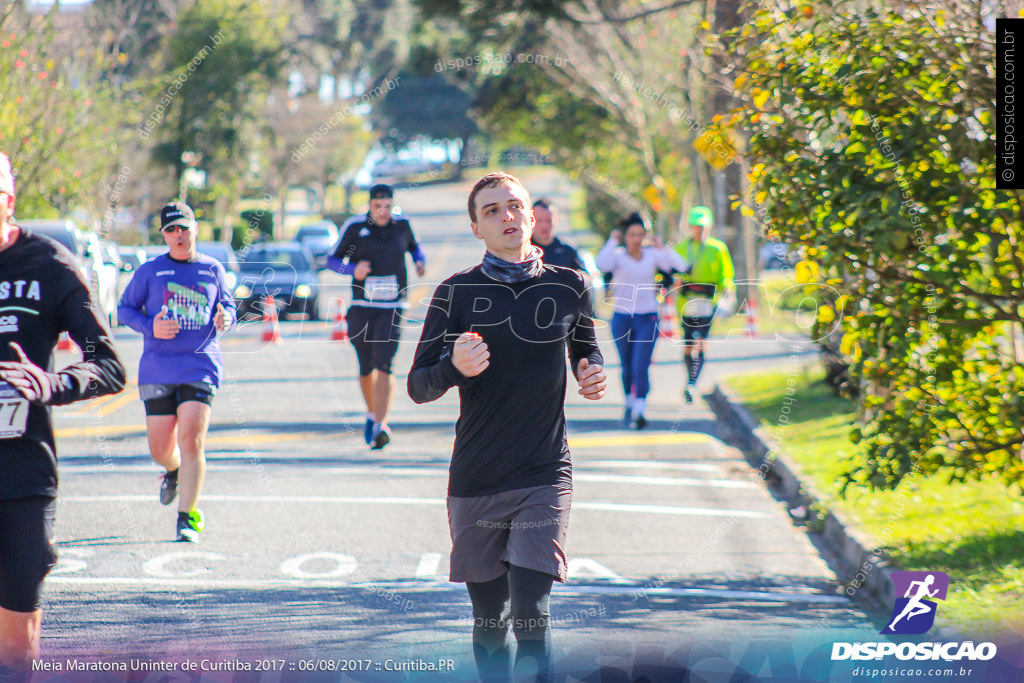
[92,390,138,417]
[55,424,145,439]
[55,425,713,449]
[61,383,138,417]
[53,426,341,444]
[569,433,714,449]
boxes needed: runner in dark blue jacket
[327,184,425,449]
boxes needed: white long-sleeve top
[595,239,686,314]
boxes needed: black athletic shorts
[142,383,215,416]
[0,496,57,612]
[681,315,714,342]
[347,306,403,375]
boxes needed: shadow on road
[43,573,876,662]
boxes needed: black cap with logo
[160,201,196,230]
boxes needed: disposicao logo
[831,570,997,662]
[881,570,949,635]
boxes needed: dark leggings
[466,565,555,683]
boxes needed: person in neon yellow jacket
[673,206,734,403]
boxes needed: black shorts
[347,306,403,375]
[0,496,57,612]
[142,383,215,416]
[681,316,714,342]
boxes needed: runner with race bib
[0,150,126,672]
[327,184,425,450]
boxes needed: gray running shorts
[447,484,572,584]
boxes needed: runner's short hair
[532,198,554,212]
[468,171,531,222]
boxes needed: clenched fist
[214,303,230,332]
[354,261,372,280]
[153,307,180,339]
[576,358,606,400]
[0,341,53,404]
[452,331,489,377]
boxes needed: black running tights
[466,565,554,683]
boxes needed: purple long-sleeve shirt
[117,253,235,387]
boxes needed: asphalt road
[40,169,879,680]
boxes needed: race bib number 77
[0,381,29,439]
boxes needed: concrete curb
[708,381,897,610]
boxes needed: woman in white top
[595,213,686,428]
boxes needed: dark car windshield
[239,249,310,272]
[121,253,143,268]
[36,230,79,254]
[297,227,333,239]
[200,246,228,262]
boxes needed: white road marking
[575,473,757,489]
[60,495,769,518]
[280,553,358,579]
[415,552,442,578]
[566,558,626,583]
[49,548,93,574]
[143,552,227,578]
[580,460,725,473]
[578,502,767,518]
[58,464,755,489]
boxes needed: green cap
[688,206,713,228]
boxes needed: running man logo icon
[881,571,950,635]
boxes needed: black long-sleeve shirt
[533,236,587,272]
[408,264,602,497]
[0,229,127,500]
[326,215,423,308]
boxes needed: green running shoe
[176,509,205,543]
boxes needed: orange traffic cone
[746,296,758,339]
[56,332,76,352]
[330,307,349,342]
[261,296,283,345]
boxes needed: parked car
[117,246,148,272]
[81,231,122,327]
[100,240,132,314]
[759,241,799,270]
[196,241,241,292]
[19,219,86,262]
[142,245,167,261]
[235,242,320,321]
[294,221,339,269]
[19,220,120,327]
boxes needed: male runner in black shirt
[328,184,425,449]
[409,172,606,682]
[0,151,126,671]
[530,199,587,271]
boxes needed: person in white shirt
[595,213,685,428]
